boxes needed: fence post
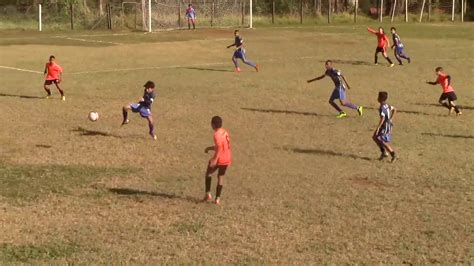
[241,0,245,25]
[211,0,215,26]
[272,0,275,24]
[327,0,331,23]
[428,0,431,21]
[461,0,464,22]
[379,0,383,22]
[135,3,138,29]
[249,0,253,28]
[354,0,358,22]
[451,0,455,21]
[38,4,42,32]
[419,0,426,22]
[148,0,151,32]
[70,4,74,30]
[178,1,181,28]
[404,0,408,22]
[390,0,396,22]
[300,0,303,24]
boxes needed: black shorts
[375,47,386,53]
[44,79,59,85]
[206,164,228,176]
[439,92,457,102]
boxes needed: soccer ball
[88,111,99,122]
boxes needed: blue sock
[344,102,358,110]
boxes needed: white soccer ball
[88,111,99,122]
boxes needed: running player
[185,4,196,30]
[367,27,394,67]
[390,27,411,65]
[121,81,158,140]
[307,60,363,118]
[373,91,398,162]
[426,67,462,116]
[203,116,231,205]
[43,55,65,101]
[227,30,259,73]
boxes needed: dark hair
[143,80,155,88]
[325,60,332,65]
[188,4,192,6]
[435,67,443,72]
[211,116,223,128]
[390,27,396,31]
[378,91,388,102]
[234,30,239,34]
[49,55,55,59]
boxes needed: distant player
[307,60,363,118]
[367,27,394,67]
[121,81,158,140]
[390,27,411,65]
[373,91,398,162]
[185,4,196,30]
[426,67,462,116]
[43,55,65,101]
[203,116,231,205]
[227,30,259,73]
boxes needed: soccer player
[367,27,394,67]
[43,55,65,101]
[121,81,158,140]
[390,27,411,65]
[185,4,196,30]
[373,91,398,162]
[426,67,462,116]
[226,30,259,73]
[307,60,363,118]
[203,116,231,205]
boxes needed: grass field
[0,24,473,264]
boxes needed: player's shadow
[108,188,200,203]
[364,106,444,117]
[414,103,474,110]
[72,127,122,138]
[36,144,52,148]
[241,107,323,117]
[180,67,233,72]
[292,148,373,161]
[318,59,372,66]
[421,132,474,139]
[0,92,44,99]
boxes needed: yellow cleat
[336,112,347,119]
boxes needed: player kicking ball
[227,30,259,73]
[121,81,157,140]
[203,116,231,205]
[43,55,65,101]
[367,27,394,67]
[307,60,363,118]
[373,91,398,162]
[426,67,462,116]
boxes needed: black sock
[386,57,393,64]
[374,54,378,64]
[122,109,128,121]
[205,176,212,193]
[454,106,461,113]
[390,151,396,157]
[441,102,450,109]
[216,185,223,198]
[379,146,385,154]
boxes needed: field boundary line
[0,65,43,74]
[56,37,124,45]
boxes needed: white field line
[56,37,124,45]
[0,66,43,74]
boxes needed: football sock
[44,88,51,95]
[329,101,343,112]
[390,151,396,157]
[243,60,257,68]
[385,56,393,64]
[453,106,461,113]
[122,109,128,121]
[205,176,212,193]
[149,123,154,135]
[379,145,385,154]
[343,102,358,109]
[374,54,378,64]
[441,102,450,109]
[216,184,223,198]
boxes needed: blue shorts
[329,86,346,101]
[131,104,152,118]
[186,14,196,20]
[395,47,404,55]
[233,49,246,59]
[377,133,392,143]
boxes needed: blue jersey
[234,36,243,50]
[379,103,394,135]
[325,68,344,88]
[392,33,404,48]
[139,89,155,109]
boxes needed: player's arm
[204,146,215,153]
[373,116,384,136]
[341,75,351,90]
[227,43,236,48]
[44,64,48,75]
[447,75,452,85]
[367,27,377,34]
[307,73,325,83]
[384,36,390,49]
[426,80,438,85]
[390,106,397,122]
[209,141,220,167]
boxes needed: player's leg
[43,80,52,98]
[398,48,410,63]
[374,48,379,64]
[240,52,257,69]
[394,49,403,65]
[328,88,345,117]
[204,164,216,202]
[382,50,394,66]
[122,104,132,125]
[447,92,462,115]
[381,141,397,162]
[192,18,195,29]
[53,80,65,100]
[146,115,157,140]
[372,135,387,160]
[438,93,451,110]
[232,52,240,72]
[187,18,191,29]
[215,166,226,205]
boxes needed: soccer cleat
[235,67,241,73]
[61,96,66,101]
[389,63,395,68]
[214,197,221,205]
[456,111,462,116]
[151,134,157,140]
[379,152,389,161]
[203,193,212,202]
[390,154,398,163]
[407,58,411,64]
[336,112,347,119]
[255,65,259,72]
[357,106,364,116]
[398,63,403,66]
[121,119,130,126]
[45,94,51,99]
[374,63,379,66]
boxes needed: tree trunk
[99,0,104,16]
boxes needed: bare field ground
[0,24,473,264]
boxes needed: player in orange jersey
[43,55,65,100]
[367,27,394,67]
[426,67,462,116]
[203,116,231,205]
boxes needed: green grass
[0,242,82,262]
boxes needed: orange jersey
[45,62,63,80]
[214,128,231,166]
[437,73,454,93]
[368,28,389,48]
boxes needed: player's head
[211,116,223,130]
[378,27,384,34]
[143,80,155,92]
[390,27,396,33]
[234,30,239,36]
[325,60,333,69]
[435,67,443,74]
[49,55,55,62]
[378,91,388,103]
[188,4,192,7]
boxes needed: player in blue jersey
[121,81,157,140]
[390,27,411,65]
[307,60,363,118]
[373,91,398,162]
[185,4,196,30]
[227,30,259,73]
